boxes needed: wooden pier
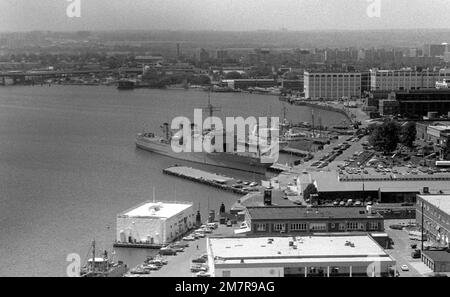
[162,166,260,195]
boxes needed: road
[384,220,433,277]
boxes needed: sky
[0,0,449,32]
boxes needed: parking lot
[126,223,236,277]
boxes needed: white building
[304,71,361,100]
[116,201,195,245]
[370,68,450,91]
[207,234,396,277]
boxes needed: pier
[162,166,260,195]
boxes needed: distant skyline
[1,0,450,32]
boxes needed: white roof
[419,195,450,214]
[120,201,193,219]
[209,235,392,265]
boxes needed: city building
[390,89,450,118]
[280,79,304,91]
[206,235,396,277]
[199,48,210,63]
[416,194,450,248]
[423,43,447,58]
[222,79,278,90]
[134,55,164,68]
[216,50,229,62]
[369,68,450,91]
[303,71,361,100]
[416,123,450,149]
[116,201,195,245]
[436,79,450,89]
[421,250,450,272]
[378,99,400,116]
[297,171,450,204]
[242,206,384,235]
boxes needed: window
[256,224,266,232]
[222,271,231,277]
[368,222,379,230]
[273,223,286,232]
[339,223,346,231]
[290,223,307,231]
[310,223,327,231]
[346,222,359,230]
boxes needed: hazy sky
[1,0,449,32]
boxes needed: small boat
[80,240,128,277]
[117,80,135,90]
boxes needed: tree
[224,71,242,79]
[443,139,450,160]
[400,122,416,148]
[369,120,401,154]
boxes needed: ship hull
[136,138,271,174]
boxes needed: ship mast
[202,89,221,125]
[91,240,96,272]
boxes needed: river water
[0,85,346,276]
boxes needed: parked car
[401,265,409,271]
[196,271,212,277]
[411,249,421,259]
[192,257,207,264]
[389,224,404,230]
[191,265,208,273]
[159,248,177,256]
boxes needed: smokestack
[264,188,272,206]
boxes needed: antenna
[153,186,156,203]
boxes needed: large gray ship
[136,123,278,174]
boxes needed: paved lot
[384,219,433,277]
[132,224,236,277]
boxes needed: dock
[113,242,164,249]
[162,166,260,195]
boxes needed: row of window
[255,222,380,232]
[307,74,361,78]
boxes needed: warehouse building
[304,71,361,100]
[116,201,195,245]
[389,89,450,118]
[416,194,450,248]
[206,235,396,277]
[243,206,384,235]
[421,250,450,273]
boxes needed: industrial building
[243,206,384,235]
[206,235,396,277]
[378,99,400,116]
[389,89,450,118]
[416,122,450,159]
[116,201,195,245]
[416,194,450,248]
[303,71,361,100]
[297,171,450,205]
[421,250,450,273]
[369,68,450,91]
[221,79,278,90]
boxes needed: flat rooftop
[418,195,450,214]
[302,171,450,194]
[209,235,393,265]
[422,250,450,263]
[119,201,193,219]
[247,206,381,221]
